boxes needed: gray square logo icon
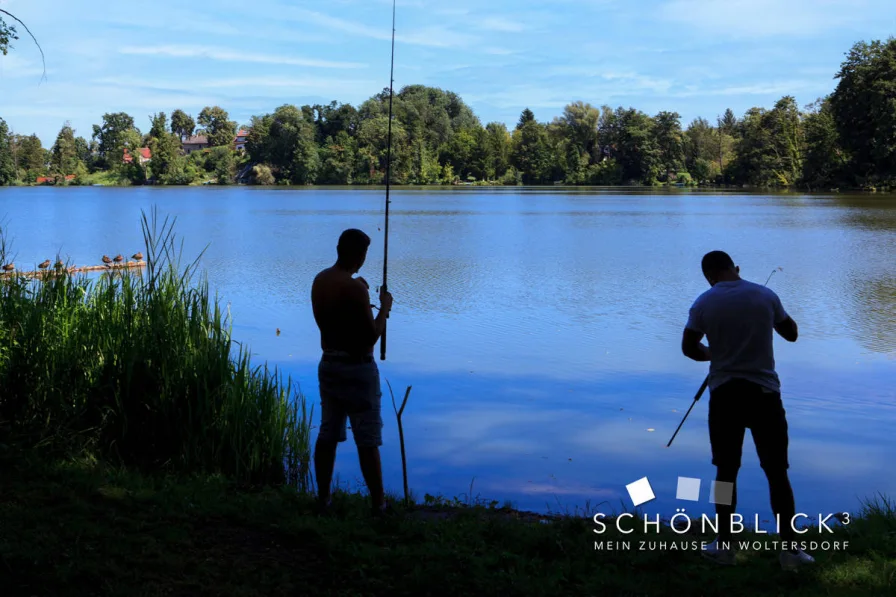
[711,481,734,506]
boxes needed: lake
[1,186,894,525]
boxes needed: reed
[0,207,312,489]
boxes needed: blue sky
[1,0,895,147]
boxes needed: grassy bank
[0,209,310,487]
[1,450,894,597]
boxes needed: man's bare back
[312,267,378,356]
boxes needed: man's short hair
[337,229,371,261]
[701,250,735,276]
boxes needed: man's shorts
[708,378,790,471]
[317,355,383,448]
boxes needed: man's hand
[380,286,393,314]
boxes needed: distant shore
[4,178,894,194]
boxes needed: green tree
[585,158,623,185]
[148,128,191,184]
[292,137,320,185]
[441,128,477,180]
[205,147,235,184]
[148,112,168,140]
[769,96,804,186]
[246,104,322,183]
[0,118,14,184]
[50,121,81,178]
[727,107,774,185]
[728,98,804,187]
[684,118,719,182]
[654,111,685,181]
[604,108,661,184]
[511,110,551,184]
[720,109,738,137]
[318,132,357,184]
[829,37,896,185]
[558,101,601,161]
[170,109,196,141]
[468,127,494,181]
[17,134,46,179]
[251,164,275,185]
[517,108,536,130]
[485,122,511,179]
[92,112,137,168]
[0,12,18,55]
[356,114,409,184]
[802,98,848,188]
[198,106,237,147]
[74,136,91,168]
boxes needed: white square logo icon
[625,477,656,507]
[676,477,701,502]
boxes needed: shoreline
[5,181,895,194]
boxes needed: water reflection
[281,361,896,517]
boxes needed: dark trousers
[709,378,796,542]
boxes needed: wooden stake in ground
[386,380,412,506]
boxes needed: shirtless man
[311,228,393,516]
[682,250,813,570]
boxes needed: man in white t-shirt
[681,250,814,570]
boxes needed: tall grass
[0,208,312,489]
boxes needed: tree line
[1,37,894,190]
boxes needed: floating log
[0,261,147,279]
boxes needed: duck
[276,328,281,336]
[102,255,112,264]
[132,252,143,261]
[2,263,14,272]
[38,259,51,270]
[113,254,124,263]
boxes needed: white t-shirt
[685,279,790,393]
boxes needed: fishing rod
[666,267,783,448]
[380,0,396,362]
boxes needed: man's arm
[351,281,390,348]
[770,291,798,342]
[774,317,798,342]
[682,328,711,362]
[682,302,710,362]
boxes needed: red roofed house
[234,130,248,152]
[123,147,152,165]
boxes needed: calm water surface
[2,186,895,523]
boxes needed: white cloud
[0,53,46,79]
[670,80,828,98]
[118,45,366,69]
[659,0,875,37]
[476,17,527,33]
[482,47,515,56]
[286,8,478,48]
[90,75,380,98]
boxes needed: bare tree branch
[0,9,46,83]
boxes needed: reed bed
[0,208,312,489]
